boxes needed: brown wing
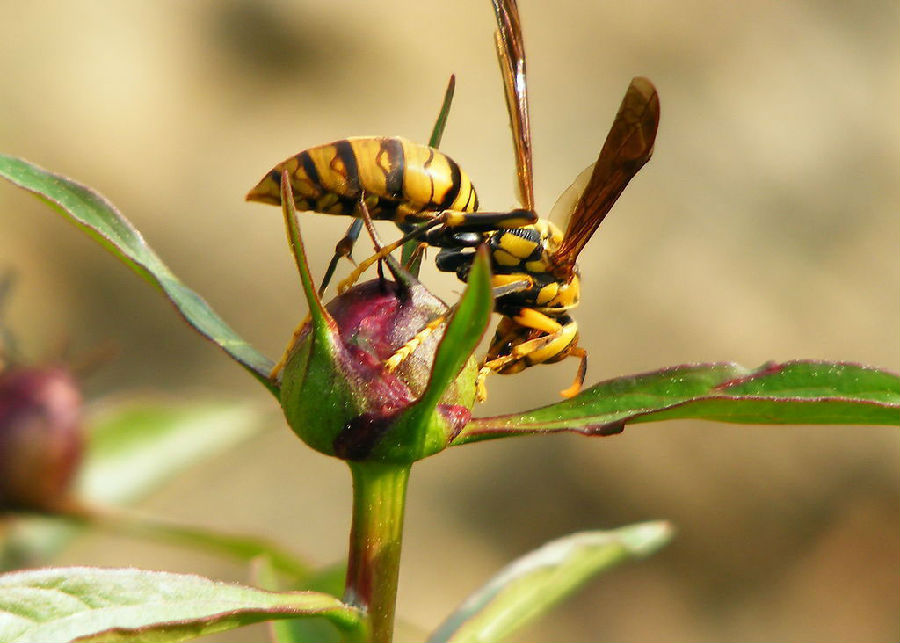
[551,77,660,277]
[491,0,534,212]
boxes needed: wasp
[419,0,660,400]
[247,0,659,401]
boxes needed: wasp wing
[547,162,594,229]
[551,77,659,275]
[491,0,534,212]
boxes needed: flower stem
[344,461,411,643]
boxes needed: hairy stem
[344,461,411,643]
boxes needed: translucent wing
[491,0,534,212]
[547,162,594,229]
[551,77,660,276]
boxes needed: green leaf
[455,361,900,444]
[0,154,276,393]
[0,567,361,643]
[254,559,355,643]
[427,522,673,643]
[81,516,311,580]
[427,74,456,149]
[80,398,266,506]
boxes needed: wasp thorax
[0,366,84,513]
[278,278,477,463]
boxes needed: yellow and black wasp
[246,0,659,401]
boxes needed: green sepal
[371,248,491,462]
[276,171,359,457]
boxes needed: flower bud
[278,278,477,463]
[0,366,84,512]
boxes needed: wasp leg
[558,346,587,398]
[337,213,450,294]
[385,277,534,395]
[384,314,447,373]
[269,313,311,382]
[337,196,390,293]
[403,242,428,271]
[475,329,563,403]
[319,219,363,296]
[337,209,538,294]
[474,365,493,402]
[354,196,424,293]
[476,309,583,402]
[383,275,534,375]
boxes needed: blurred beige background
[1,1,897,641]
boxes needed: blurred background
[1,1,897,640]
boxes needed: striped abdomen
[245,136,478,223]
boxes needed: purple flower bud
[279,278,477,463]
[0,366,84,512]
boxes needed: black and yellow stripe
[246,136,478,223]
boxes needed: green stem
[344,461,411,643]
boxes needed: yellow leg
[476,321,582,402]
[337,236,408,294]
[337,211,450,294]
[269,314,311,382]
[475,335,546,403]
[558,346,587,398]
[384,314,447,372]
[511,307,562,334]
[474,364,493,402]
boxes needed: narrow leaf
[80,399,265,506]
[0,154,276,393]
[0,567,361,643]
[76,514,310,580]
[427,522,673,643]
[400,247,492,427]
[455,361,900,444]
[428,74,457,149]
